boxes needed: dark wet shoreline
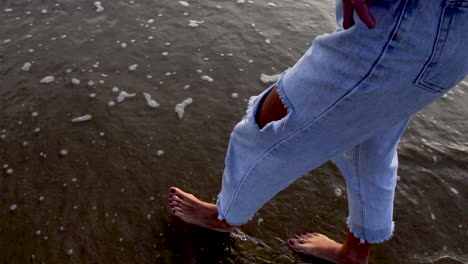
[1,0,467,263]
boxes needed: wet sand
[1,0,467,263]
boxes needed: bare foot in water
[288,233,369,264]
[168,187,235,232]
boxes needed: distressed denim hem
[215,195,249,226]
[217,72,295,224]
[347,217,395,244]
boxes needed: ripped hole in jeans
[255,86,288,129]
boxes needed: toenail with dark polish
[170,188,175,193]
[172,210,175,213]
[288,240,294,245]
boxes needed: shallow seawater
[0,0,467,263]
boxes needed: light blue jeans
[217,0,468,243]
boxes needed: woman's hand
[343,0,377,29]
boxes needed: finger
[343,0,355,29]
[351,0,376,29]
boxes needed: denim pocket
[415,0,468,93]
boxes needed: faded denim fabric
[216,0,468,243]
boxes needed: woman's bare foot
[288,232,369,264]
[168,187,235,232]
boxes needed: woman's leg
[169,0,466,262]
[167,87,288,232]
[288,118,409,263]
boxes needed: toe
[313,232,328,239]
[172,205,182,211]
[296,233,307,240]
[170,195,182,203]
[173,210,184,217]
[171,206,182,213]
[169,203,180,208]
[169,187,185,199]
[288,238,305,252]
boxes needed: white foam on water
[112,87,119,93]
[157,150,164,156]
[179,1,189,6]
[201,75,213,82]
[188,20,204,27]
[71,78,80,85]
[6,168,13,174]
[334,188,342,197]
[40,76,54,84]
[450,187,459,195]
[260,73,280,84]
[117,91,136,103]
[9,204,17,211]
[175,98,193,119]
[21,62,32,71]
[128,64,138,71]
[71,114,92,123]
[94,2,104,12]
[184,85,190,89]
[231,93,238,99]
[143,93,160,108]
[108,101,116,107]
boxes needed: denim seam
[414,4,449,93]
[356,145,367,241]
[220,0,411,221]
[415,2,467,93]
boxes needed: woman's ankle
[337,230,372,264]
